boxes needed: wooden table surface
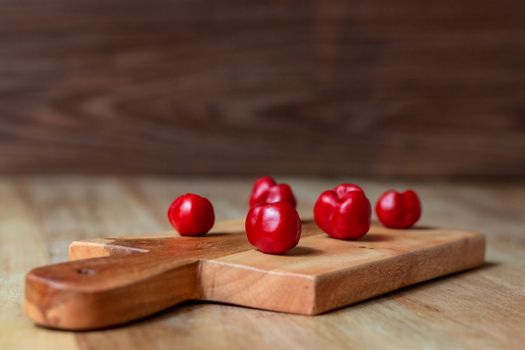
[2,177,524,349]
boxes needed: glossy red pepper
[167,193,215,236]
[313,184,371,240]
[375,190,421,229]
[245,202,301,254]
[249,176,296,208]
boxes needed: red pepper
[375,190,421,229]
[313,184,371,240]
[167,193,215,236]
[245,202,302,254]
[249,176,296,208]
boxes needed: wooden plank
[24,220,484,330]
[0,2,524,176]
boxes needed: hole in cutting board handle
[76,268,96,275]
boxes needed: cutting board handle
[23,253,199,330]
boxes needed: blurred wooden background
[1,0,524,176]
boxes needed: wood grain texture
[24,220,485,330]
[1,1,525,176]
[2,177,525,349]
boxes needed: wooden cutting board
[24,219,485,330]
